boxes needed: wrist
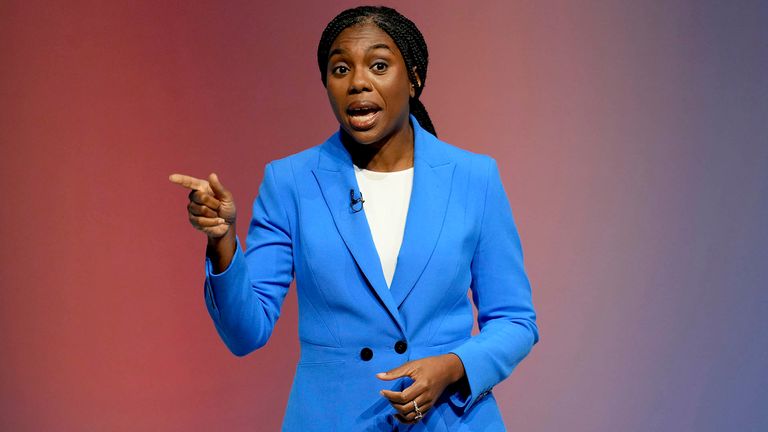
[206,227,237,273]
[444,353,466,384]
[207,224,236,247]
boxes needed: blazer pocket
[284,361,345,430]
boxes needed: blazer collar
[316,114,451,171]
[312,114,456,334]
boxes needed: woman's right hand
[169,172,237,239]
[170,172,238,272]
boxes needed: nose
[348,68,371,94]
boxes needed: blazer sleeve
[203,162,295,356]
[448,156,540,413]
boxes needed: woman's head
[317,6,436,145]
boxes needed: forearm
[203,162,294,357]
[204,238,274,356]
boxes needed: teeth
[349,108,377,115]
[349,110,378,128]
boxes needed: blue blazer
[203,115,540,431]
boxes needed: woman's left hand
[376,353,465,424]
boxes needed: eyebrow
[328,43,394,59]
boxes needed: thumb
[208,173,231,200]
[376,364,410,381]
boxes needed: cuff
[203,236,244,319]
[448,340,495,413]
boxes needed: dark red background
[1,1,766,430]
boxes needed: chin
[343,125,384,146]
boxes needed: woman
[170,6,539,431]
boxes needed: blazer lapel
[311,115,455,332]
[312,131,405,333]
[389,117,455,307]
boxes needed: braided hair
[317,6,437,137]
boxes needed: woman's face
[325,22,416,146]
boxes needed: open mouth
[346,104,382,131]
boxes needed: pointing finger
[169,173,208,191]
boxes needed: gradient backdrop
[1,1,766,431]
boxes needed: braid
[409,98,435,137]
[317,6,437,137]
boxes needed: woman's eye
[372,62,388,72]
[333,65,349,74]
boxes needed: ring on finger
[412,400,423,421]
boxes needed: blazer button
[394,340,408,354]
[360,347,373,361]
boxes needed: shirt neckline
[353,164,414,174]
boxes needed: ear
[410,66,422,98]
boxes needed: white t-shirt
[353,164,414,288]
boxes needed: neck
[341,118,414,172]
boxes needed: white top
[353,164,414,288]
